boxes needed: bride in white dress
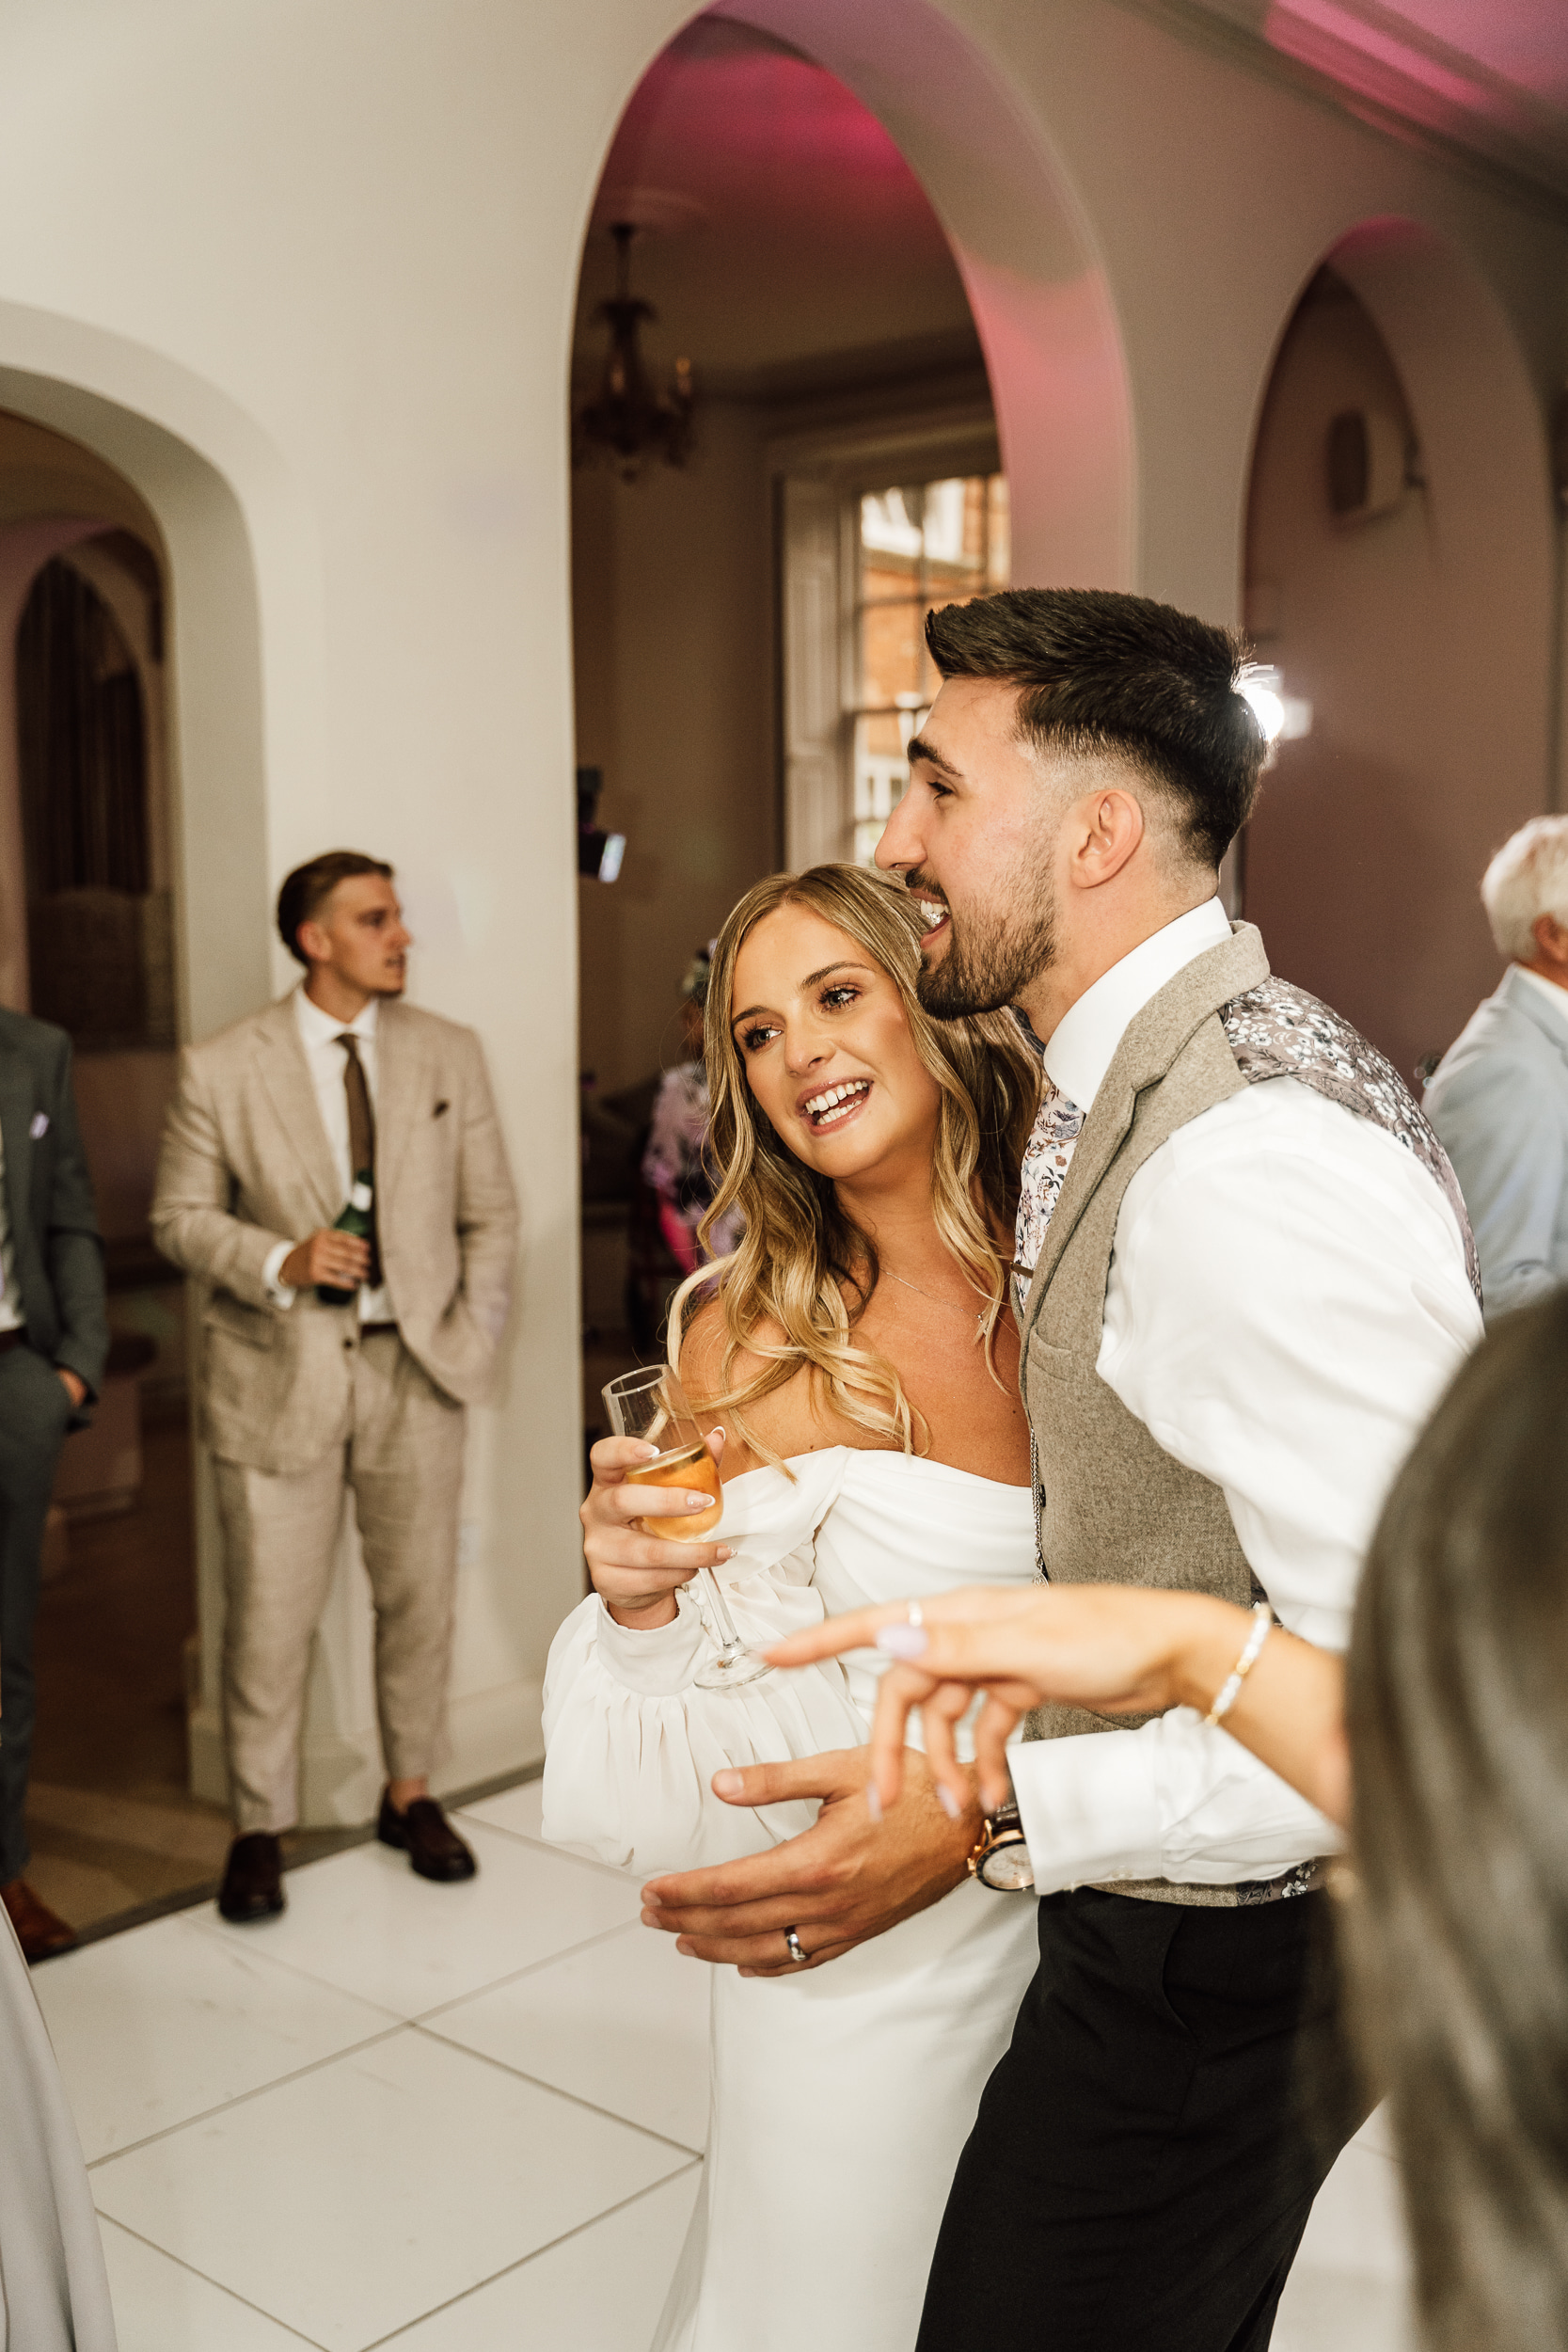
[544,865,1043,2352]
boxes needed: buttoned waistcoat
[150,995,519,1474]
[1017,921,1476,1906]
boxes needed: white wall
[0,0,1561,1807]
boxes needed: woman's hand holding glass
[580,1430,734,1629]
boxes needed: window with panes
[849,473,1009,865]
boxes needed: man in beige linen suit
[152,850,519,1922]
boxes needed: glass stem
[694,1561,747,1654]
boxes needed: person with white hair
[1424,815,1568,1317]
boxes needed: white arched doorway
[0,333,383,1845]
[568,0,1137,1406]
[1239,215,1553,1085]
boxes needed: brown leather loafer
[376,1791,477,1883]
[218,1832,285,1922]
[1,1877,78,1963]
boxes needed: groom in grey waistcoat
[641,589,1481,2349]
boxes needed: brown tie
[336,1033,382,1285]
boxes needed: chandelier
[573,224,695,484]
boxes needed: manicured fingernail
[714,1547,734,1562]
[937,1784,963,1820]
[709,1428,724,1442]
[865,1781,882,1824]
[632,1441,657,1458]
[877,1625,929,1660]
[687,1493,710,1510]
[713,1770,744,1798]
[675,1938,696,1957]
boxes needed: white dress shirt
[1510,962,1568,1035]
[261,988,394,1324]
[1010,898,1482,1894]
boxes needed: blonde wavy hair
[668,865,1039,1465]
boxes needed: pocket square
[433,1100,450,1119]
[29,1112,48,1140]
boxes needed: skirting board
[187,1677,546,1826]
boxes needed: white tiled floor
[35,1773,1415,2350]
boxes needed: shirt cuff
[261,1241,297,1308]
[1009,1731,1164,1894]
[594,1592,709,1696]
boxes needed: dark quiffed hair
[925,588,1265,868]
[276,850,393,968]
[1347,1291,1568,2352]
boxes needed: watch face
[979,1838,1036,1892]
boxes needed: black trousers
[917,1884,1367,2352]
[0,1344,72,1883]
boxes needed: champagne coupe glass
[603,1365,770,1691]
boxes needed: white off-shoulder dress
[543,1447,1039,2352]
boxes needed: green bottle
[316,1170,374,1306]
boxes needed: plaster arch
[1328,215,1554,796]
[0,315,331,1818]
[0,310,324,1043]
[591,0,1136,594]
[1239,215,1554,1079]
[1244,215,1552,758]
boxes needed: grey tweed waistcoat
[1017,920,1477,1909]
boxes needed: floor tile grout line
[449,1809,642,1887]
[406,2018,707,2158]
[85,1981,700,2176]
[356,2159,704,2350]
[96,2214,332,2349]
[176,1903,645,2029]
[87,2020,410,2169]
[177,1841,638,2012]
[178,1910,439,2012]
[86,1901,405,2027]
[409,1916,648,2022]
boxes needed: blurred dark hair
[1347,1291,1568,2352]
[276,850,393,969]
[924,587,1265,868]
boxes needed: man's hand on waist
[639,1745,981,1977]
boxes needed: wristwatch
[967,1802,1035,1892]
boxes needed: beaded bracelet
[1202,1601,1274,1728]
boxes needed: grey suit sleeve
[150,1048,293,1309]
[43,1033,109,1398]
[1426,1049,1568,1319]
[453,1031,520,1359]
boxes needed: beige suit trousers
[213,1330,466,1833]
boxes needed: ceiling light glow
[1239,675,1286,742]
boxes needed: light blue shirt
[1423,962,1568,1320]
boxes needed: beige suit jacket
[151,993,519,1474]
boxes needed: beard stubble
[913,866,1058,1020]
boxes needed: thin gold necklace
[883,1267,989,1331]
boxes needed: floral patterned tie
[1013,1083,1085,1315]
